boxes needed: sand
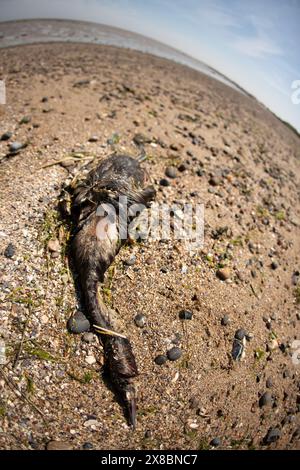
[0,42,299,450]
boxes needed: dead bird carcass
[62,153,156,427]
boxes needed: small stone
[210,438,221,447]
[67,311,90,334]
[84,419,99,427]
[124,255,136,266]
[283,369,290,379]
[4,243,16,258]
[0,131,12,141]
[159,178,170,187]
[263,427,281,444]
[259,391,273,408]
[133,133,152,146]
[271,261,279,270]
[179,310,193,320]
[82,332,94,344]
[216,268,231,280]
[167,347,182,361]
[291,271,299,286]
[73,79,90,87]
[177,163,187,172]
[165,166,177,179]
[235,329,246,340]
[88,136,99,142]
[82,442,94,450]
[246,332,254,341]
[266,377,273,388]
[47,238,60,253]
[221,315,230,326]
[154,354,167,365]
[85,355,96,365]
[134,313,146,328]
[46,441,73,450]
[9,141,23,153]
[209,175,221,186]
[267,339,279,351]
[19,115,31,125]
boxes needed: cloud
[198,4,239,28]
[233,35,283,58]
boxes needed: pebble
[263,427,281,444]
[124,255,136,266]
[40,314,48,324]
[133,133,152,146]
[82,332,94,344]
[19,115,31,124]
[179,310,193,320]
[271,261,279,270]
[210,438,221,447]
[9,141,23,153]
[134,313,146,328]
[159,178,170,187]
[266,377,273,388]
[85,355,96,365]
[267,339,279,351]
[4,243,16,258]
[196,168,205,177]
[259,391,273,408]
[88,135,99,142]
[178,163,187,172]
[234,329,246,340]
[283,369,290,379]
[291,271,299,286]
[46,441,73,450]
[216,268,231,280]
[67,311,90,334]
[82,442,94,450]
[154,354,167,365]
[221,314,230,326]
[167,347,182,361]
[0,131,12,141]
[47,238,60,253]
[165,166,177,179]
[209,175,221,186]
[84,419,99,427]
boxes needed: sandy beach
[0,41,300,450]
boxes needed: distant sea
[0,19,245,94]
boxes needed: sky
[0,0,299,131]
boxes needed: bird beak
[126,392,136,429]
